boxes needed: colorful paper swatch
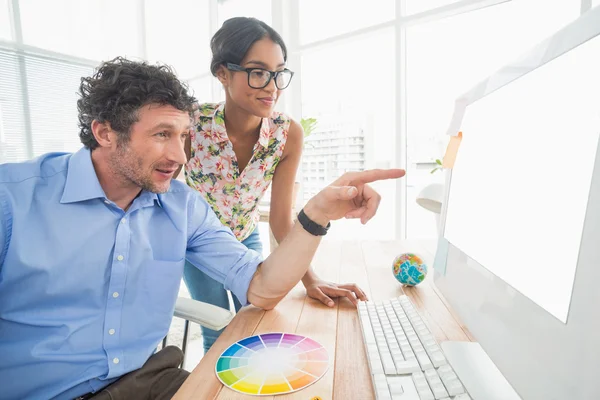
[215,333,329,395]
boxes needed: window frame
[1,0,592,238]
[279,0,589,239]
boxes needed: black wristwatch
[297,209,330,236]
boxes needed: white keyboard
[357,295,472,400]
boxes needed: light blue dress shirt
[0,148,262,400]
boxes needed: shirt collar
[137,190,162,209]
[60,147,161,207]
[212,102,271,149]
[60,147,107,204]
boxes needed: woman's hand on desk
[304,278,368,307]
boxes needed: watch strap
[297,209,330,236]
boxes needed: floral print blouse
[185,102,291,241]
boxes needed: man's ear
[91,120,117,149]
[215,65,230,87]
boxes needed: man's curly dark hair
[77,57,197,150]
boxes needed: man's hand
[303,169,406,226]
[247,169,405,311]
[304,279,368,307]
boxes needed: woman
[183,17,367,353]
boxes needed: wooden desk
[173,240,474,400]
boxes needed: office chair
[164,297,235,366]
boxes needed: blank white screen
[444,35,600,323]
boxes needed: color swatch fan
[215,333,329,395]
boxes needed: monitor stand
[441,341,522,400]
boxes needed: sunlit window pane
[27,58,93,156]
[217,0,271,28]
[404,0,463,16]
[405,0,580,238]
[301,30,396,240]
[145,0,211,79]
[20,0,140,61]
[187,76,215,104]
[299,0,395,45]
[0,0,11,41]
[0,49,93,163]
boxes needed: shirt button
[112,292,119,298]
[108,329,115,335]
[113,358,120,364]
[104,200,110,204]
[117,255,124,261]
[120,218,126,224]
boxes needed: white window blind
[0,48,93,163]
[0,50,26,163]
[0,0,10,41]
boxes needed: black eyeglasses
[225,63,294,90]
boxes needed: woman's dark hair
[77,57,197,150]
[210,17,288,76]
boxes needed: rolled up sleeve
[185,194,262,306]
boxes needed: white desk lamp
[416,183,444,234]
[415,183,444,214]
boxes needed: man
[0,57,405,400]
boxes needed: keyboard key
[415,350,434,370]
[424,369,437,379]
[391,349,404,359]
[387,376,404,395]
[416,387,434,399]
[436,365,465,396]
[453,394,472,400]
[394,360,421,374]
[374,373,392,399]
[370,360,384,374]
[423,369,449,399]
[430,382,449,399]
[430,351,447,368]
[437,365,453,375]
[444,378,466,396]
[383,357,396,374]
[412,371,435,399]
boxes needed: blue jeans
[183,227,263,353]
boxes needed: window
[404,0,463,16]
[0,0,11,41]
[19,0,140,61]
[405,0,580,238]
[217,0,272,28]
[0,49,93,163]
[0,51,27,163]
[27,57,93,156]
[301,29,396,240]
[299,0,394,44]
[145,0,211,80]
[187,76,214,104]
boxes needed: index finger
[347,168,406,185]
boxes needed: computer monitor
[433,6,600,399]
